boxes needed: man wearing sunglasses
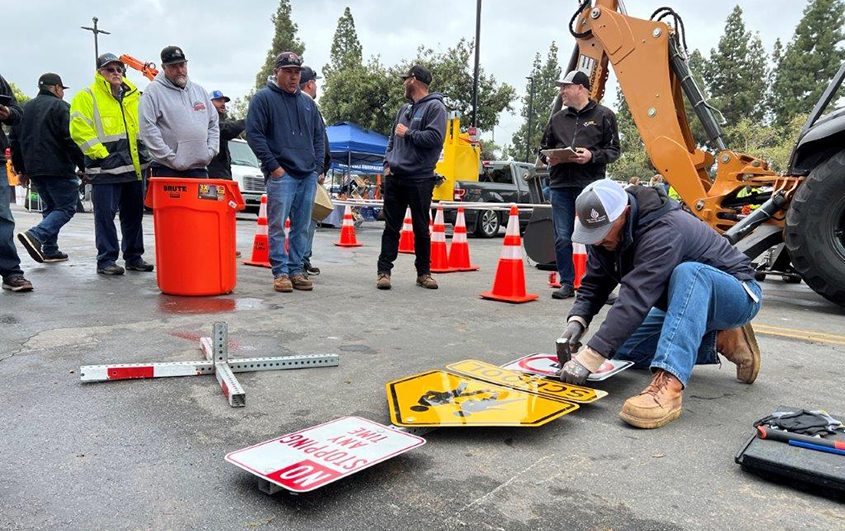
[70,53,154,276]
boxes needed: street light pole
[81,17,111,68]
[525,76,536,162]
[471,0,482,128]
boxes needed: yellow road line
[753,323,845,346]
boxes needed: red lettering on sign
[266,460,340,491]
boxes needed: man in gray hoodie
[140,46,219,178]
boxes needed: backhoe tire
[784,149,845,306]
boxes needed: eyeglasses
[102,67,123,74]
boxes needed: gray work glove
[555,320,585,365]
[559,358,591,385]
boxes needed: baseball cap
[400,64,432,86]
[160,46,188,66]
[556,70,591,90]
[299,66,320,85]
[96,53,124,70]
[209,90,230,102]
[274,51,303,69]
[38,73,69,89]
[572,180,629,245]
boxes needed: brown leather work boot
[619,369,684,429]
[376,273,391,290]
[416,274,438,289]
[291,273,313,291]
[716,323,760,384]
[273,275,293,293]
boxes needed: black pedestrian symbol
[410,381,488,412]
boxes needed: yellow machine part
[432,115,481,201]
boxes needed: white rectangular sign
[225,416,425,493]
[502,353,633,382]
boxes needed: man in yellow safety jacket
[70,53,154,276]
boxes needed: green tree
[254,0,305,89]
[320,57,398,135]
[324,7,363,78]
[8,82,31,104]
[723,114,806,172]
[771,0,845,126]
[511,42,562,162]
[611,87,654,180]
[703,6,769,128]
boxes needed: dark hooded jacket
[384,92,447,180]
[569,185,755,358]
[0,74,23,164]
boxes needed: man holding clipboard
[539,70,620,299]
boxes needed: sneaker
[304,261,320,276]
[416,274,438,289]
[291,273,313,291]
[273,275,293,292]
[716,323,761,384]
[126,259,155,272]
[551,284,575,299]
[2,275,33,292]
[43,252,69,263]
[619,370,684,429]
[376,272,391,290]
[17,231,44,263]
[97,263,125,276]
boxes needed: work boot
[2,275,33,292]
[43,251,69,263]
[416,274,438,289]
[273,275,293,293]
[17,231,44,263]
[619,369,684,429]
[304,260,320,276]
[97,263,125,276]
[717,323,761,384]
[126,259,155,272]
[376,272,391,290]
[291,273,313,291]
[552,284,575,299]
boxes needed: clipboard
[541,147,580,163]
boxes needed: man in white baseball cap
[555,179,764,429]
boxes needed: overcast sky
[5,0,808,145]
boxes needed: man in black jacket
[0,73,32,292]
[12,73,84,264]
[540,70,620,300]
[207,90,245,180]
[556,181,763,429]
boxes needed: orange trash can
[145,177,245,296]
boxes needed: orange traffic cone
[549,272,562,288]
[398,207,415,254]
[430,205,457,273]
[335,205,362,247]
[284,217,291,253]
[480,205,538,303]
[243,194,271,268]
[573,242,588,289]
[447,207,478,271]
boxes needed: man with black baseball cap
[11,72,84,266]
[376,64,447,291]
[555,179,764,429]
[540,69,620,300]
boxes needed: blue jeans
[266,172,317,277]
[91,181,146,267]
[0,166,23,279]
[304,218,317,263]
[549,187,580,285]
[27,177,80,256]
[614,262,763,387]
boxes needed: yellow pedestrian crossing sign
[385,370,579,427]
[446,360,608,404]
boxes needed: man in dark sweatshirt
[207,90,245,180]
[376,64,447,291]
[246,52,325,293]
[555,180,763,429]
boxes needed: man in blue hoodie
[376,65,447,291]
[246,52,325,293]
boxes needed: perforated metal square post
[80,321,340,408]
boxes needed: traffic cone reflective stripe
[430,205,457,273]
[335,205,363,247]
[243,194,271,268]
[447,207,478,271]
[398,207,415,254]
[480,205,538,303]
[573,243,587,289]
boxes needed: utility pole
[81,17,110,68]
[525,76,536,162]
[471,0,482,128]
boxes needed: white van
[229,138,265,213]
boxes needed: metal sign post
[80,322,339,408]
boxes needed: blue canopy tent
[326,122,389,175]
